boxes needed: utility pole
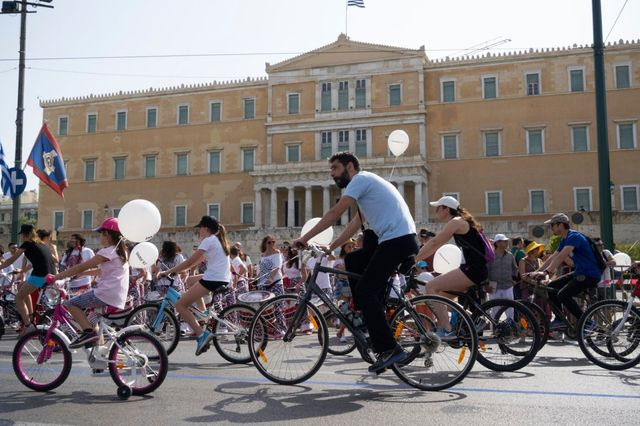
[591,0,614,250]
[1,0,53,243]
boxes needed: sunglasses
[268,240,276,244]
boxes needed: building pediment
[266,34,426,73]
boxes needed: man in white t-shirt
[66,234,95,291]
[305,257,334,297]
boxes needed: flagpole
[345,2,348,35]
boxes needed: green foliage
[615,242,640,261]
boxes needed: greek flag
[0,141,11,196]
[348,0,365,7]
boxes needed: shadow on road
[571,368,640,387]
[0,390,152,414]
[528,355,592,368]
[466,370,535,380]
[183,381,466,423]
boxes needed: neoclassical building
[37,35,640,240]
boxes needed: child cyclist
[0,224,56,335]
[47,218,129,348]
[157,216,231,356]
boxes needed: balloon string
[389,156,398,179]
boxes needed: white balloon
[612,252,632,271]
[387,129,409,157]
[118,199,162,242]
[433,244,462,274]
[301,217,333,246]
[129,242,159,268]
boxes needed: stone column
[254,189,263,228]
[322,186,330,215]
[397,181,405,199]
[305,186,313,223]
[287,187,295,227]
[270,187,278,228]
[414,181,423,223]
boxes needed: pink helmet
[95,217,120,233]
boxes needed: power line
[0,67,17,74]
[605,0,630,42]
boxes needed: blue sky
[1,0,638,192]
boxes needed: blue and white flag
[0,141,12,197]
[348,0,365,7]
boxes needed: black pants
[547,274,599,321]
[345,234,418,353]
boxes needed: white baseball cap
[494,233,509,242]
[429,196,460,210]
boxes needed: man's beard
[333,169,351,189]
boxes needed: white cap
[494,233,509,242]
[429,196,460,210]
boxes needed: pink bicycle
[12,281,168,400]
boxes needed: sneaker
[20,323,36,336]
[436,328,456,339]
[368,345,409,374]
[339,335,348,343]
[549,319,565,331]
[583,320,597,334]
[69,330,99,349]
[195,330,214,356]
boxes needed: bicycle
[12,281,168,399]
[125,275,266,363]
[247,244,478,392]
[0,272,22,339]
[577,263,640,370]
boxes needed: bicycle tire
[248,294,329,385]
[0,314,5,340]
[519,300,550,352]
[13,329,72,392]
[125,303,180,356]
[578,300,640,371]
[323,310,357,356]
[108,330,168,395]
[474,299,540,372]
[211,303,259,364]
[389,295,478,391]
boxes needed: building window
[58,116,68,136]
[486,191,502,215]
[442,134,458,159]
[84,159,96,182]
[208,151,221,174]
[484,132,500,157]
[244,98,255,119]
[530,190,546,214]
[320,131,332,159]
[355,129,367,157]
[146,107,157,128]
[288,93,299,115]
[338,81,348,110]
[112,208,121,218]
[338,130,349,152]
[114,157,126,180]
[241,202,254,224]
[116,111,127,131]
[526,72,540,95]
[145,155,156,178]
[443,192,460,201]
[53,211,64,230]
[321,82,331,112]
[389,83,402,106]
[242,148,255,172]
[621,186,639,211]
[572,126,589,152]
[574,187,592,211]
[175,206,186,226]
[527,129,544,154]
[176,153,188,176]
[615,65,631,89]
[177,105,189,125]
[210,102,221,122]
[208,203,220,220]
[82,210,93,230]
[483,76,497,99]
[617,123,636,149]
[286,144,300,162]
[569,68,585,92]
[87,114,97,133]
[355,79,366,109]
[441,80,455,102]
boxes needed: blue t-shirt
[343,171,416,242]
[556,230,601,278]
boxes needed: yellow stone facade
[38,35,640,239]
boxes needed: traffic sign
[8,167,27,198]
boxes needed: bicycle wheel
[212,303,259,364]
[578,300,640,370]
[519,300,550,352]
[108,330,168,395]
[389,295,478,391]
[125,303,180,356]
[474,299,540,372]
[323,310,356,356]
[248,294,329,385]
[13,329,72,392]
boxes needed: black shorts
[199,279,228,293]
[460,264,488,286]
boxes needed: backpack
[579,232,607,273]
[479,230,496,264]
